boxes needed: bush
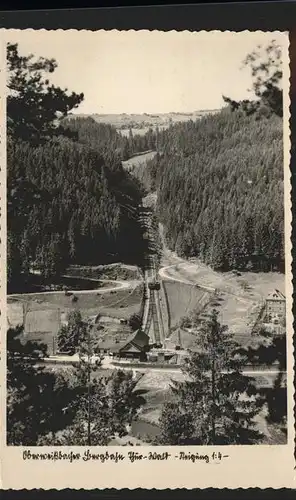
[128,313,142,331]
[240,280,249,291]
[179,316,192,329]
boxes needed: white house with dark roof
[265,289,286,324]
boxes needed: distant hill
[67,110,221,136]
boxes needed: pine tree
[158,309,263,445]
[57,310,87,354]
[7,42,84,144]
[7,326,74,445]
[242,39,283,117]
[7,42,83,284]
[68,216,77,260]
[65,324,109,446]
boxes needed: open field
[203,291,260,346]
[162,280,211,329]
[7,302,25,328]
[159,259,285,348]
[8,283,142,317]
[7,284,143,353]
[168,327,200,351]
[66,263,142,281]
[91,322,134,348]
[122,151,157,171]
[161,260,285,301]
[7,307,61,355]
[70,110,220,134]
[120,126,166,137]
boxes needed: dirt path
[159,263,215,292]
[44,354,285,388]
[158,223,183,266]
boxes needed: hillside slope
[150,107,284,272]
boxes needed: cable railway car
[148,279,160,290]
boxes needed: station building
[96,329,150,361]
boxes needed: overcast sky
[5,29,288,114]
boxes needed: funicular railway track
[139,204,165,346]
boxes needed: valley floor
[7,187,287,446]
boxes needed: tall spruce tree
[57,310,87,354]
[158,309,263,445]
[60,325,109,446]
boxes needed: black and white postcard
[0,28,293,489]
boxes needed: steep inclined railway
[139,205,165,345]
[125,156,286,392]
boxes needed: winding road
[8,277,135,299]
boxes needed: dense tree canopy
[146,105,284,272]
[8,131,145,286]
[64,116,156,161]
[7,45,147,291]
[6,39,286,447]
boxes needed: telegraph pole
[178,328,182,349]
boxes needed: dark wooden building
[97,329,149,360]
